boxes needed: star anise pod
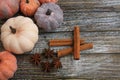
[44,48,55,58]
[30,53,41,66]
[52,58,62,69]
[41,61,51,72]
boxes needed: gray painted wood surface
[0,0,120,79]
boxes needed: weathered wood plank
[58,0,120,12]
[1,12,120,32]
[10,53,120,79]
[29,31,120,54]
[57,12,120,32]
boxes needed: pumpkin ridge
[5,5,13,17]
[2,36,12,52]
[10,37,24,54]
[3,60,17,73]
[0,65,13,79]
[49,17,59,29]
[3,35,21,53]
[20,0,40,16]
[14,17,33,28]
[40,18,51,31]
[24,6,35,15]
[19,23,38,33]
[0,52,16,63]
[0,0,19,19]
[1,33,8,43]
[18,35,34,53]
[7,1,16,15]
[51,14,63,24]
[20,31,38,43]
[0,72,7,80]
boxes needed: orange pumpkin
[0,0,20,19]
[20,0,40,16]
[38,0,57,4]
[0,51,17,80]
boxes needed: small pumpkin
[38,0,57,4]
[0,0,20,19]
[34,3,63,32]
[1,16,39,54]
[0,51,17,80]
[20,0,40,16]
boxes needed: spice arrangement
[57,43,93,58]
[49,26,93,59]
[30,26,93,72]
[29,26,93,72]
[30,49,62,72]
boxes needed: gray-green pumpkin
[34,2,63,32]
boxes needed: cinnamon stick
[49,39,85,46]
[57,43,93,58]
[74,26,80,60]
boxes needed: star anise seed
[44,48,55,58]
[52,58,62,69]
[30,53,41,66]
[41,61,51,72]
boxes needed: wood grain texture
[1,0,120,79]
[23,31,120,54]
[58,0,120,12]
[10,54,120,80]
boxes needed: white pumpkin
[1,16,39,54]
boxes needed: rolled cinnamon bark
[49,39,85,46]
[57,43,93,58]
[74,26,80,60]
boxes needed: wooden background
[0,0,120,80]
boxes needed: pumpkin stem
[10,26,16,34]
[46,9,52,15]
[26,0,29,3]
